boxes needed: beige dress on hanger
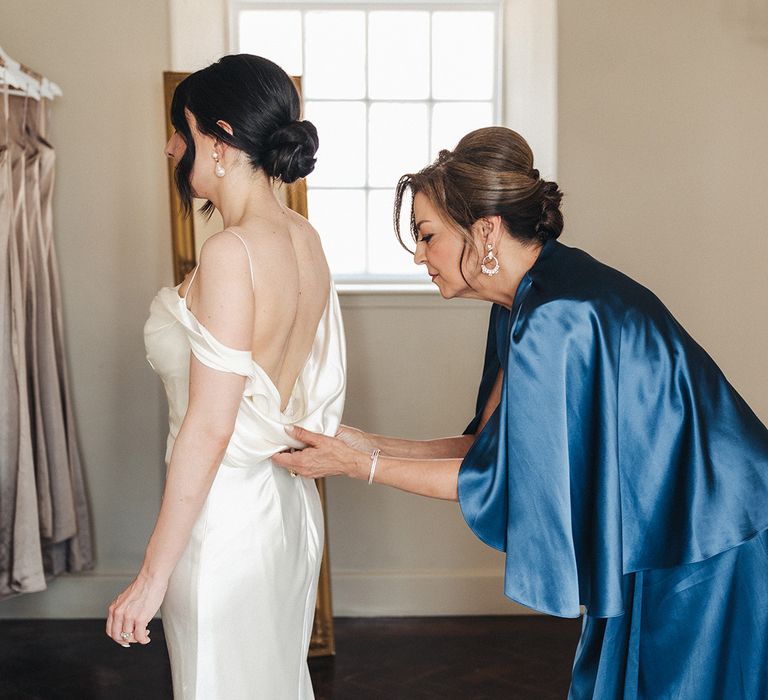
[0,92,92,597]
[25,98,78,554]
[0,84,23,595]
[37,99,92,574]
[21,97,54,540]
[3,94,44,595]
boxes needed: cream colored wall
[557,0,768,423]
[0,0,171,616]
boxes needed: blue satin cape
[458,240,768,699]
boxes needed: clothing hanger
[0,45,44,100]
[44,78,63,100]
[19,64,42,101]
[0,52,28,96]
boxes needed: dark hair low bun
[170,55,321,215]
[264,120,319,183]
[535,180,564,241]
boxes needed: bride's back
[182,206,330,413]
[239,207,330,411]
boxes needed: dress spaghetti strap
[223,229,256,290]
[182,229,256,300]
[181,265,200,301]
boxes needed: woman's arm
[274,426,461,500]
[106,234,253,647]
[339,426,474,459]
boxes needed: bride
[105,54,345,699]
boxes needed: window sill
[336,282,439,295]
[336,282,487,309]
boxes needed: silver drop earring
[481,243,500,276]
[212,150,226,178]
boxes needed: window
[232,1,502,283]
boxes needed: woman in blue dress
[273,126,768,699]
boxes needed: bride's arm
[338,368,504,460]
[107,234,253,647]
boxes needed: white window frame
[230,0,504,290]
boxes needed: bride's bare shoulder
[282,205,322,243]
[199,229,253,269]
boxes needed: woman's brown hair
[394,126,564,266]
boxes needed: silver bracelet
[367,448,381,485]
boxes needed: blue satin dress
[459,240,768,699]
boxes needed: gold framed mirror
[162,71,335,657]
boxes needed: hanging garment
[24,96,78,564]
[21,96,54,541]
[0,91,93,597]
[3,94,44,595]
[460,239,768,698]
[0,84,23,594]
[144,236,346,699]
[36,99,92,575]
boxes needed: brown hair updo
[394,126,564,257]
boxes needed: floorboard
[0,616,580,699]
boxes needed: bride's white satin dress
[143,262,346,699]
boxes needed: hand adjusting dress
[460,240,768,699]
[143,233,346,700]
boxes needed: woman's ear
[479,215,503,249]
[216,119,234,136]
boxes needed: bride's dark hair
[170,54,319,217]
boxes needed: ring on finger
[120,631,132,641]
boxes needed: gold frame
[162,71,335,657]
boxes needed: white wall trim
[0,571,135,619]
[503,0,558,179]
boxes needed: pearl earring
[481,244,500,276]
[212,150,225,178]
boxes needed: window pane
[368,190,420,276]
[305,101,366,187]
[238,11,302,76]
[368,11,429,100]
[307,189,366,276]
[431,102,494,158]
[304,11,365,99]
[369,103,429,188]
[432,11,495,100]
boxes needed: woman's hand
[335,425,377,453]
[106,573,168,647]
[273,426,369,480]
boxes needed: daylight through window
[234,2,501,282]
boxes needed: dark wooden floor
[0,616,581,699]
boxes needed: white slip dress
[143,232,346,699]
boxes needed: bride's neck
[212,169,284,229]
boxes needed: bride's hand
[273,426,368,480]
[106,573,167,647]
[335,425,376,453]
